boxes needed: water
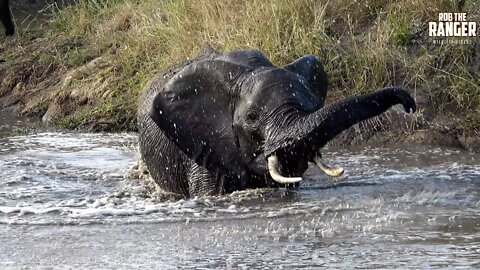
[0,132,479,269]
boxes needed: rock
[459,132,480,152]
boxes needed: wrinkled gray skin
[138,49,416,197]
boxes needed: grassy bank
[0,0,478,132]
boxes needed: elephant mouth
[260,110,346,184]
[266,148,344,185]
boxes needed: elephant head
[149,50,416,186]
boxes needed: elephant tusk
[267,155,303,184]
[313,156,344,177]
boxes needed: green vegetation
[0,0,478,132]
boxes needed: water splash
[0,133,479,268]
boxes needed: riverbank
[0,0,479,151]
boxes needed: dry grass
[0,0,478,131]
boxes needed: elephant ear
[149,59,249,175]
[282,55,328,107]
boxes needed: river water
[0,132,479,269]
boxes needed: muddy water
[0,132,479,269]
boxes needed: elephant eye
[246,112,258,123]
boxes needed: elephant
[138,49,416,197]
[0,0,14,36]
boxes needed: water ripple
[0,133,479,268]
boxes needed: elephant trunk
[264,87,416,158]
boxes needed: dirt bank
[329,108,480,152]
